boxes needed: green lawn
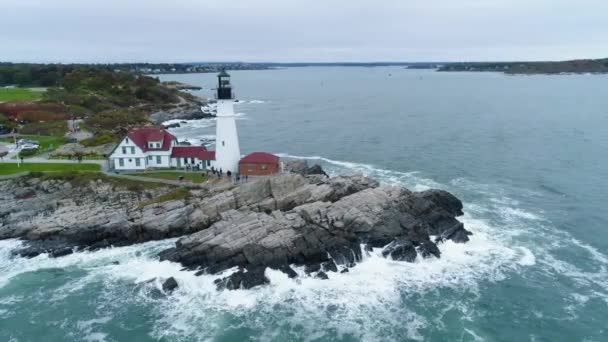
[0,135,67,158]
[0,162,101,175]
[127,171,207,183]
[0,88,43,102]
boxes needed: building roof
[171,146,215,160]
[239,152,279,164]
[127,128,175,152]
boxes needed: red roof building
[127,128,176,152]
[171,146,215,160]
[239,152,280,176]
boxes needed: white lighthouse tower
[214,70,241,173]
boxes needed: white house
[109,128,215,171]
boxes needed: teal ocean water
[1,68,608,341]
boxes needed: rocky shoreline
[0,162,471,290]
[149,93,215,124]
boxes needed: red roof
[171,146,215,160]
[127,128,175,152]
[239,152,279,164]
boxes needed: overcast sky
[1,0,607,63]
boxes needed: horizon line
[1,57,607,65]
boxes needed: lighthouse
[214,70,241,173]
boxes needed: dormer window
[148,141,161,149]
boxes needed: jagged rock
[316,271,329,280]
[382,239,417,262]
[419,241,441,259]
[307,164,328,177]
[305,263,322,274]
[14,188,36,200]
[340,268,349,273]
[3,173,376,256]
[284,160,308,175]
[277,264,298,278]
[160,183,468,290]
[284,159,328,177]
[163,122,181,129]
[50,247,74,258]
[215,267,269,290]
[162,277,178,293]
[321,260,338,273]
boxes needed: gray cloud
[1,0,607,62]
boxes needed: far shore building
[109,71,281,175]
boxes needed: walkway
[66,119,93,141]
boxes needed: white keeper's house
[109,127,215,170]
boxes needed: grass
[0,162,100,175]
[138,187,191,208]
[126,171,207,183]
[0,135,68,158]
[0,88,43,102]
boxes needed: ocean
[1,67,607,341]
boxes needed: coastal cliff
[0,165,471,290]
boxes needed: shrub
[80,131,119,147]
[20,110,70,122]
[20,121,67,136]
[18,148,38,157]
[85,109,149,130]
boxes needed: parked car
[21,143,39,150]
[18,139,39,145]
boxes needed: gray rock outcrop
[0,170,471,290]
[159,181,470,289]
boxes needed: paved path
[66,119,93,141]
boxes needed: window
[190,157,195,164]
[125,137,129,143]
[148,156,153,160]
[222,141,225,146]
[118,158,124,167]
[261,165,268,170]
[131,147,135,154]
[247,165,254,172]
[207,160,210,166]
[122,147,127,154]
[156,156,161,164]
[135,158,140,166]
